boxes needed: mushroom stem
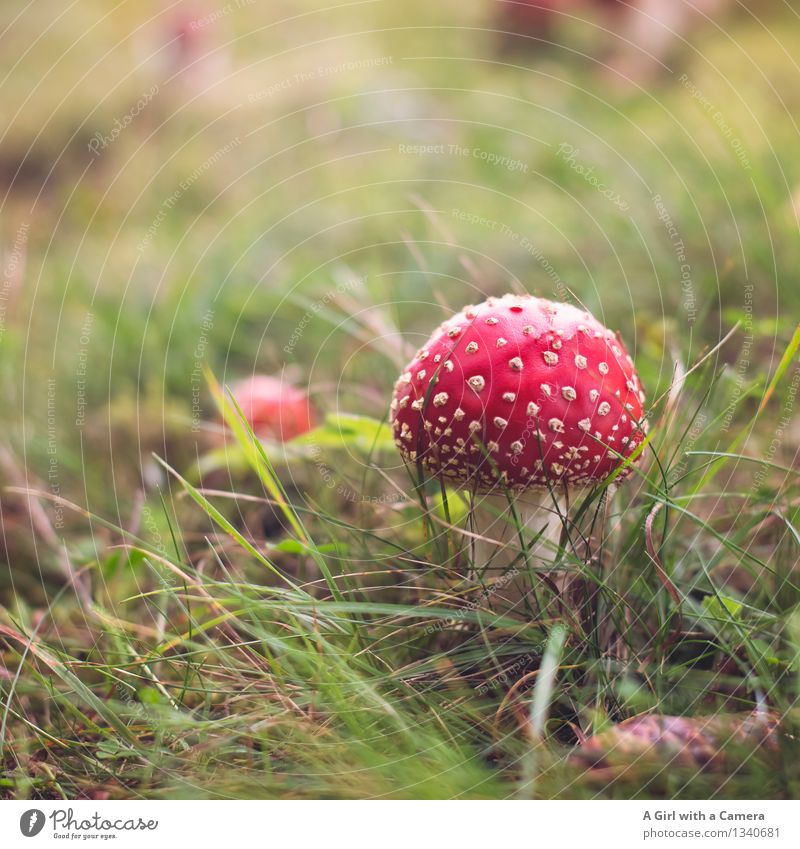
[469,489,565,614]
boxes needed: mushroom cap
[230,375,315,441]
[390,294,647,491]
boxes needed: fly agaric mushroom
[229,375,315,442]
[390,294,646,592]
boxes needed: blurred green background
[1,0,799,800]
[2,0,798,519]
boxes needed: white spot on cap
[548,418,565,433]
[448,327,462,338]
[575,355,587,369]
[502,392,516,402]
[468,421,482,432]
[411,398,424,411]
[578,418,591,432]
[509,357,523,371]
[433,392,449,407]
[589,389,599,402]
[541,384,552,397]
[417,370,426,381]
[485,317,499,325]
[562,386,577,401]
[487,441,499,452]
[454,408,465,421]
[493,417,508,428]
[465,341,479,354]
[552,339,562,350]
[468,376,485,392]
[510,441,523,454]
[496,337,508,348]
[523,325,534,335]
[599,362,609,375]
[598,401,611,416]
[443,360,454,372]
[543,351,558,366]
[527,401,540,416]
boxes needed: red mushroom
[229,375,315,442]
[495,0,626,49]
[390,294,647,592]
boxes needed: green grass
[1,0,799,799]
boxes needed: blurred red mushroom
[495,1,746,85]
[228,375,315,442]
[495,0,625,49]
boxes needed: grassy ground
[1,0,799,798]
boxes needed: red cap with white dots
[391,294,647,490]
